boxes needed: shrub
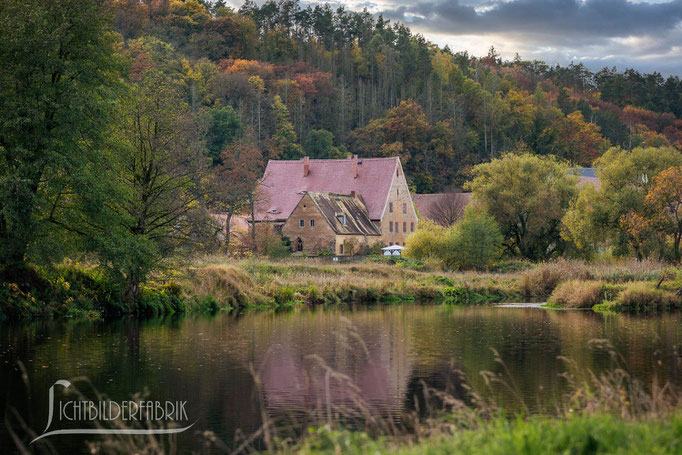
[404,220,447,261]
[520,259,668,299]
[548,280,608,308]
[253,224,291,258]
[406,209,503,271]
[614,282,682,312]
[365,255,427,271]
[198,295,221,312]
[0,264,125,320]
[183,265,269,310]
[442,206,503,270]
[342,238,358,256]
[367,241,386,256]
[137,284,186,316]
[520,260,592,298]
[443,285,473,304]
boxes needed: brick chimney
[350,190,356,197]
[353,154,358,178]
[303,156,310,177]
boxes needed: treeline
[408,150,682,267]
[105,0,682,192]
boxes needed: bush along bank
[2,258,680,321]
[1,259,526,320]
[548,280,682,312]
[0,264,226,321]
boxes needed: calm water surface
[1,305,682,452]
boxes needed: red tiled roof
[255,157,399,221]
[411,193,472,219]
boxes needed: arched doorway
[296,237,303,252]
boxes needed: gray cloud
[383,0,682,38]
[371,0,682,73]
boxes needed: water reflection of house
[255,314,413,416]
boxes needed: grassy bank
[185,256,523,309]
[1,257,679,320]
[290,414,682,454]
[185,256,680,313]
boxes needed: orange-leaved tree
[645,166,682,260]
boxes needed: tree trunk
[224,209,234,255]
[124,276,141,304]
[250,195,256,242]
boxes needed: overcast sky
[230,0,682,76]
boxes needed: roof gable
[255,157,398,221]
[305,192,380,236]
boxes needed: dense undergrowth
[1,257,679,321]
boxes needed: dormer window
[336,214,347,226]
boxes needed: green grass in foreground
[292,414,682,454]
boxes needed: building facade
[254,155,418,254]
[282,192,381,255]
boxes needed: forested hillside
[109,0,682,191]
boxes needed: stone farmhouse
[253,155,418,255]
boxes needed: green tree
[467,153,578,260]
[108,75,210,301]
[562,146,682,259]
[444,206,503,270]
[206,106,243,165]
[303,129,342,159]
[0,0,123,269]
[267,95,302,159]
[645,166,682,260]
[405,210,502,270]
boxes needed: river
[1,304,681,452]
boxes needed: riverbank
[172,256,681,313]
[1,257,679,320]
